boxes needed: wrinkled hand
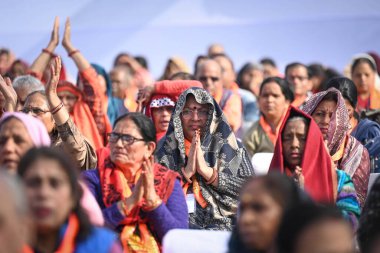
[137,86,154,106]
[62,18,74,51]
[130,176,145,206]
[141,155,159,201]
[46,56,62,102]
[293,166,304,189]
[47,16,59,49]
[183,130,198,181]
[0,75,17,111]
[194,130,208,173]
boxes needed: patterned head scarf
[301,88,350,156]
[156,87,254,230]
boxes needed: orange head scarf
[57,81,104,150]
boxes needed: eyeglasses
[107,132,145,145]
[181,108,209,119]
[198,76,219,83]
[22,107,50,116]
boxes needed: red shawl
[57,81,104,150]
[269,106,336,203]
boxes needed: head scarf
[57,81,103,150]
[301,88,349,157]
[156,87,254,230]
[91,63,128,125]
[0,112,51,146]
[269,106,335,203]
[352,53,380,92]
[160,56,190,80]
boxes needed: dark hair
[113,52,131,67]
[113,112,156,144]
[236,62,262,89]
[276,203,346,253]
[260,58,277,67]
[259,77,294,102]
[17,147,92,242]
[308,64,325,78]
[134,56,148,70]
[351,58,377,74]
[228,173,307,253]
[193,55,208,76]
[320,91,338,104]
[358,176,380,253]
[285,62,311,79]
[324,77,357,108]
[170,72,195,80]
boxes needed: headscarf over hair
[302,88,370,207]
[352,53,380,92]
[0,112,51,146]
[301,88,349,157]
[156,87,254,230]
[91,63,127,125]
[269,106,335,203]
[57,81,103,150]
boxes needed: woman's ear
[146,141,156,157]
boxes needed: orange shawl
[97,148,179,253]
[57,82,104,150]
[259,112,287,145]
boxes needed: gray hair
[0,171,28,216]
[286,116,310,128]
[13,75,44,92]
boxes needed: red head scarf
[269,106,336,203]
[57,81,104,150]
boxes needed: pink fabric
[0,112,51,147]
[79,181,104,226]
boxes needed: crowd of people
[1,17,380,253]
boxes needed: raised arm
[0,75,17,112]
[29,17,59,79]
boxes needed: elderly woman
[302,88,370,207]
[156,87,254,230]
[351,54,380,111]
[0,112,50,172]
[243,77,294,157]
[82,112,188,252]
[143,80,203,141]
[18,147,122,253]
[269,106,360,227]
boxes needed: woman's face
[311,99,337,140]
[259,82,290,123]
[57,91,78,114]
[295,219,354,253]
[282,119,308,170]
[352,62,376,95]
[180,95,209,141]
[110,119,155,173]
[344,99,357,132]
[0,118,34,173]
[23,158,74,234]
[24,93,55,133]
[238,180,283,251]
[242,68,263,96]
[152,106,174,133]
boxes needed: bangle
[51,102,64,115]
[206,168,218,185]
[68,49,80,57]
[142,198,162,212]
[181,167,192,183]
[42,48,57,58]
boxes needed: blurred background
[1,0,380,80]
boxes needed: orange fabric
[259,112,286,145]
[331,135,348,163]
[221,91,242,132]
[97,147,179,253]
[80,67,112,144]
[57,82,104,150]
[291,95,307,108]
[182,139,208,208]
[357,88,380,111]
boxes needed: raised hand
[141,155,161,210]
[293,166,305,189]
[137,86,154,107]
[62,18,74,51]
[46,56,62,101]
[47,16,59,50]
[0,75,17,112]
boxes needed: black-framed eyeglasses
[107,132,145,145]
[22,107,50,116]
